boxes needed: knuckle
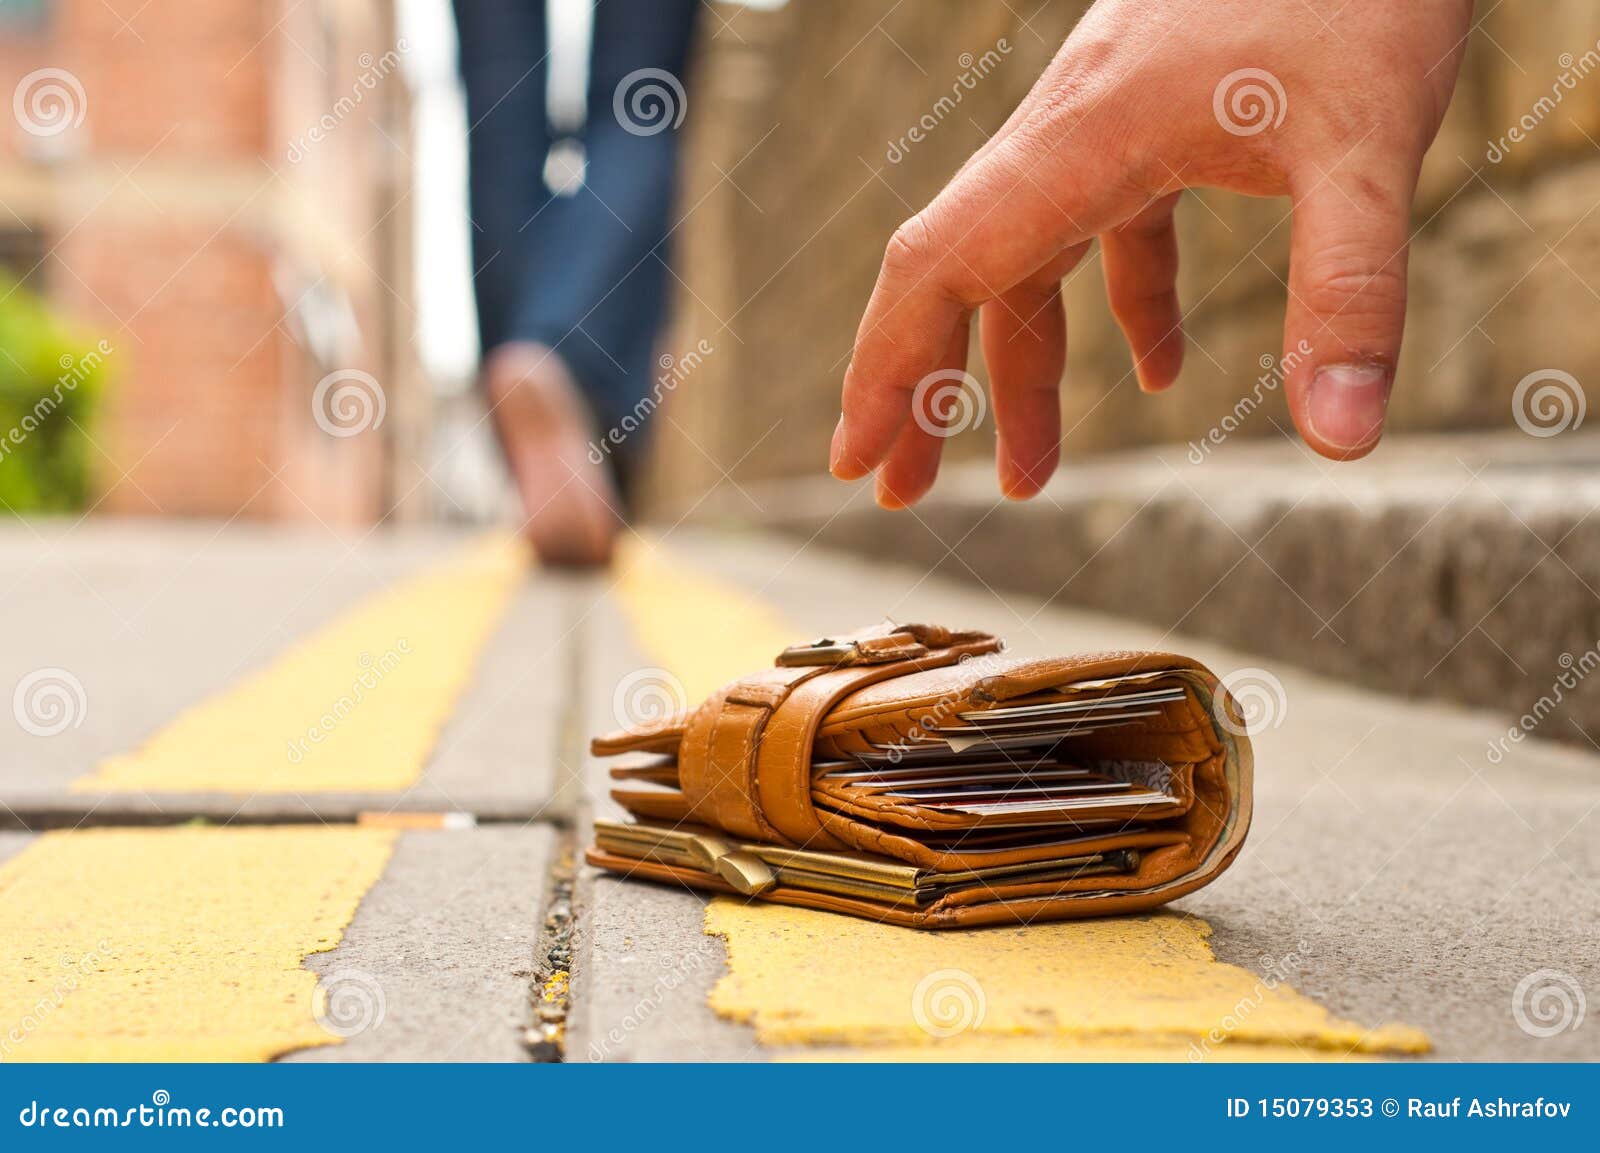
[884,214,942,276]
[1300,246,1408,321]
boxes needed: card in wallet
[586,622,1253,928]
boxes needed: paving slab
[0,521,568,827]
[591,529,1599,1060]
[564,572,762,1062]
[284,825,555,1063]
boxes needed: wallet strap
[678,623,1000,847]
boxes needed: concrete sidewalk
[1,520,1595,1062]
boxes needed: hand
[830,0,1474,506]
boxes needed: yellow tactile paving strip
[0,827,395,1062]
[612,537,1431,1061]
[79,536,527,794]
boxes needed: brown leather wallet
[586,622,1252,928]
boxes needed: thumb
[1283,164,1416,459]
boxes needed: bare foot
[482,343,620,568]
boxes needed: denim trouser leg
[454,0,697,438]
[453,0,552,356]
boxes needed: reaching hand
[830,0,1475,506]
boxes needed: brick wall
[648,0,1600,512]
[0,0,420,522]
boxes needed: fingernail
[829,415,848,477]
[1306,362,1391,452]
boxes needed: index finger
[831,122,1151,481]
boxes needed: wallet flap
[677,623,1001,845]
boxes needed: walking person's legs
[454,0,620,566]
[523,0,698,498]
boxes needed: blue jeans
[453,0,697,435]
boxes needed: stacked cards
[815,684,1186,826]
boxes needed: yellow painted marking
[79,537,527,793]
[0,827,394,1061]
[706,902,1427,1059]
[615,538,1431,1060]
[613,537,795,702]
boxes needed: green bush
[0,279,111,513]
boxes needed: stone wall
[647,0,1600,512]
